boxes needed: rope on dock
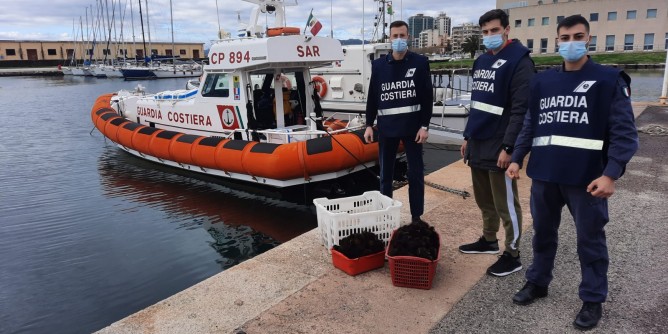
[425,180,471,198]
[638,124,668,136]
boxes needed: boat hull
[92,94,387,188]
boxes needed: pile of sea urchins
[387,221,439,260]
[333,231,385,259]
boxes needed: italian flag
[306,10,322,36]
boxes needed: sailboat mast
[145,0,152,61]
[170,0,175,73]
[138,0,147,62]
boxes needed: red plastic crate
[331,248,386,276]
[386,231,441,289]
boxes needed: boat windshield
[201,73,230,98]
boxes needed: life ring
[267,27,301,37]
[275,73,292,89]
[312,76,328,98]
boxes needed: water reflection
[97,147,316,266]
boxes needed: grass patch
[431,51,667,70]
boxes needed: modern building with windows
[408,14,435,46]
[498,0,667,54]
[0,40,205,65]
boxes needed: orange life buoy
[267,27,301,37]
[312,76,328,98]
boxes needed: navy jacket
[512,57,638,185]
[463,40,535,171]
[365,51,433,137]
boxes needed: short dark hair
[479,9,509,28]
[557,15,590,33]
[390,20,408,30]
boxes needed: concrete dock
[98,103,667,334]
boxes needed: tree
[462,35,484,58]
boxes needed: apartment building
[451,23,482,53]
[498,0,668,54]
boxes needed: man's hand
[506,162,521,180]
[363,126,374,144]
[460,140,467,158]
[497,150,511,169]
[415,128,429,144]
[587,175,615,198]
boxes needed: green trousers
[471,167,523,257]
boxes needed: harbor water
[0,70,662,333]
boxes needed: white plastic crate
[312,191,402,251]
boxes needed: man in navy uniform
[459,9,534,277]
[507,15,638,330]
[364,20,432,224]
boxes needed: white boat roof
[206,35,344,72]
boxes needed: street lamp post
[660,48,668,104]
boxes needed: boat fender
[312,76,328,99]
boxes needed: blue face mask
[482,33,504,50]
[391,38,408,53]
[558,41,588,62]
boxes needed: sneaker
[459,236,499,254]
[487,251,522,276]
[573,302,602,331]
[513,282,548,305]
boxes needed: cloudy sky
[0,0,495,45]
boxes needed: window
[540,38,548,53]
[605,35,615,51]
[136,49,144,58]
[151,49,158,56]
[6,49,16,56]
[180,49,187,55]
[515,19,522,27]
[528,18,535,26]
[552,0,557,3]
[527,39,534,52]
[589,36,597,51]
[647,9,657,18]
[542,17,549,25]
[557,16,564,24]
[201,73,230,98]
[165,49,173,56]
[47,49,57,56]
[590,13,599,22]
[665,33,668,50]
[102,49,111,55]
[607,11,617,21]
[644,33,654,50]
[87,48,94,55]
[626,10,636,19]
[624,34,634,51]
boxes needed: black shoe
[487,252,522,277]
[573,302,602,331]
[459,236,499,254]
[512,282,548,305]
